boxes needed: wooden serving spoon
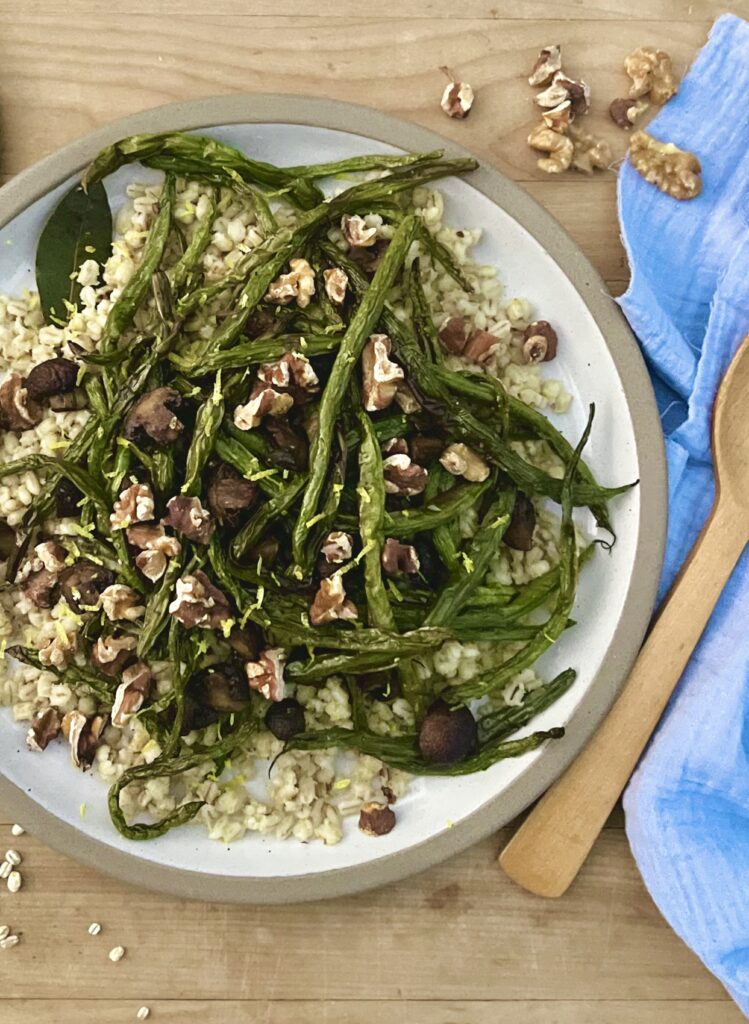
[499,334,749,898]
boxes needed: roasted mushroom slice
[163,496,215,545]
[264,416,309,472]
[24,358,78,402]
[418,699,478,764]
[206,464,258,527]
[265,697,306,741]
[124,386,184,446]
[194,662,251,713]
[504,491,537,551]
[58,561,115,613]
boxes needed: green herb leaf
[35,182,112,325]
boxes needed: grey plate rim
[0,93,667,904]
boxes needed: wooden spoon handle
[499,497,747,898]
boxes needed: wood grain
[0,2,741,1020]
[2,1001,744,1024]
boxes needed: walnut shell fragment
[439,67,474,119]
[528,44,562,88]
[629,130,702,200]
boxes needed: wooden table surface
[1,2,747,1021]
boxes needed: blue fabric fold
[619,14,749,1014]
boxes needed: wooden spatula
[499,334,749,898]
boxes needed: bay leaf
[35,181,112,325]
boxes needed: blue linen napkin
[618,13,749,1013]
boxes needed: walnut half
[629,131,702,200]
[624,46,678,105]
[527,124,573,174]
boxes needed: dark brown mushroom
[0,374,42,431]
[348,238,389,276]
[359,802,396,836]
[26,707,63,752]
[504,491,536,551]
[356,669,401,703]
[0,522,16,561]
[247,535,280,569]
[25,358,78,402]
[409,435,445,466]
[265,697,306,741]
[206,464,258,527]
[194,662,251,713]
[124,386,184,446]
[22,567,58,608]
[227,622,263,661]
[163,496,215,545]
[58,561,115,613]
[418,699,478,764]
[264,417,309,472]
[438,316,468,355]
[55,477,83,518]
[48,389,87,412]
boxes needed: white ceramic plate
[0,96,666,902]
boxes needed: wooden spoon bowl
[500,335,749,898]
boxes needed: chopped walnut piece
[61,710,105,769]
[439,442,490,483]
[20,540,68,608]
[362,334,404,412]
[91,634,137,676]
[110,482,155,531]
[439,67,474,119]
[341,214,378,248]
[127,522,181,583]
[100,584,145,622]
[111,661,152,727]
[464,329,500,363]
[394,382,421,414]
[234,385,294,430]
[536,72,590,116]
[323,267,348,305]
[163,496,215,545]
[38,627,77,670]
[258,351,320,400]
[609,97,650,130]
[26,707,63,752]
[381,538,420,576]
[245,648,286,702]
[528,44,562,88]
[522,320,558,363]
[22,566,57,608]
[542,100,573,134]
[527,124,573,174]
[438,316,468,355]
[0,374,42,431]
[382,453,428,496]
[168,570,231,630]
[321,531,353,564]
[629,130,701,200]
[309,575,358,626]
[569,123,613,174]
[382,437,409,457]
[266,257,316,309]
[35,540,67,574]
[624,46,678,104]
[359,802,396,836]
